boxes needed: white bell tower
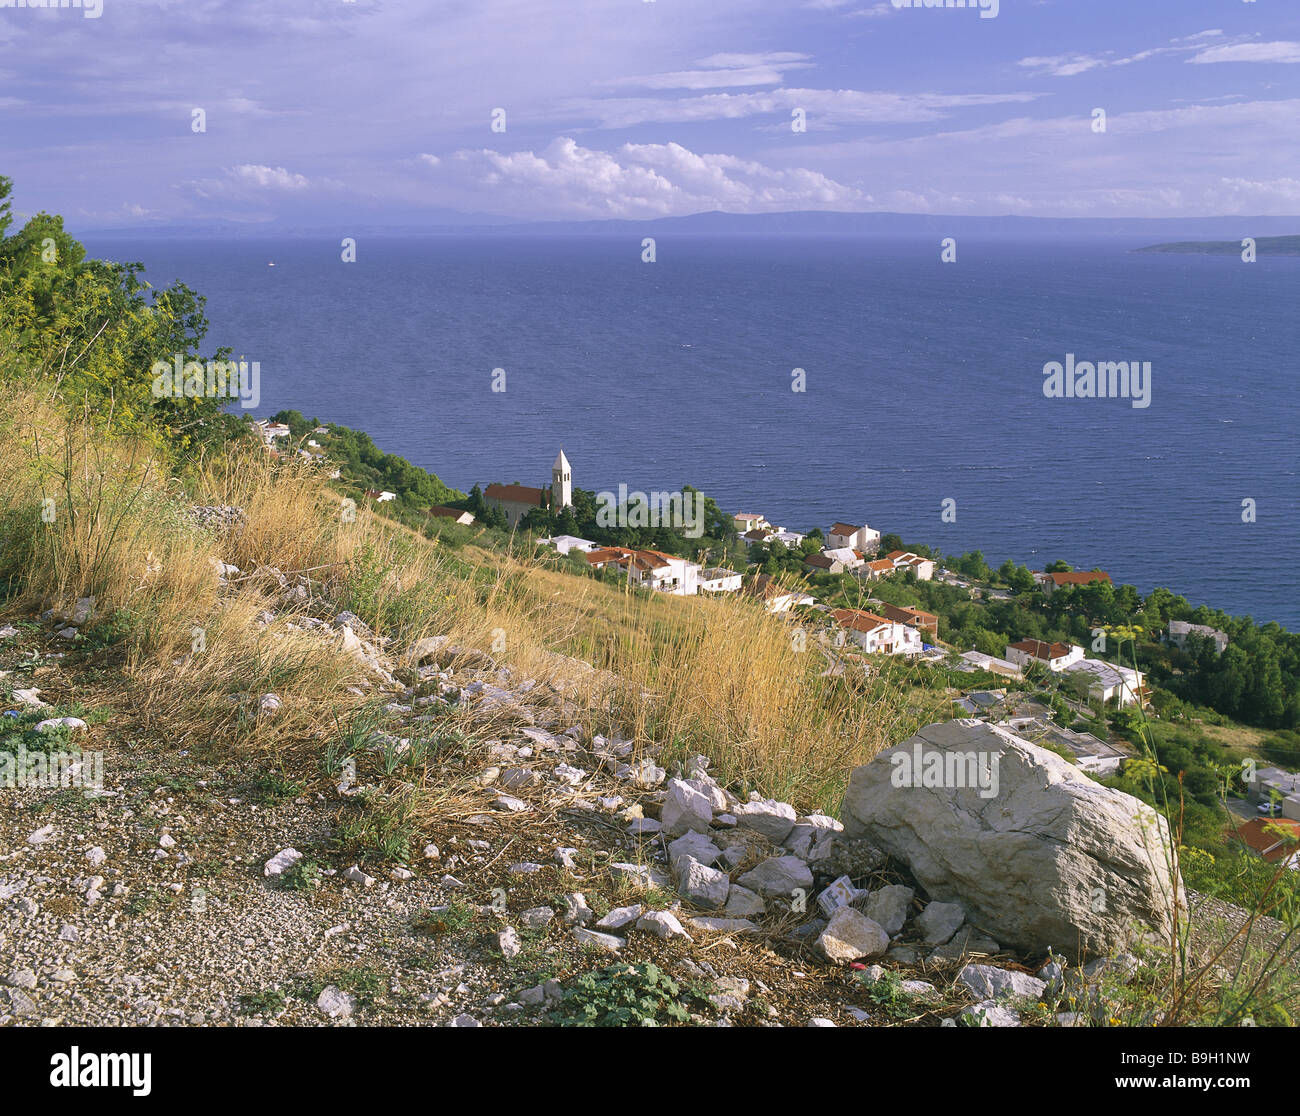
[552,448,572,509]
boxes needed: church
[483,449,573,528]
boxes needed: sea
[83,234,1300,629]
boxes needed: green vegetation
[549,962,713,1027]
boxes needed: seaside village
[254,429,1300,833]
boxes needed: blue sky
[1,0,1297,227]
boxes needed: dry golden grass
[0,388,931,811]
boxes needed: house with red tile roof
[1005,638,1085,672]
[830,608,922,656]
[1229,818,1300,870]
[1033,570,1112,595]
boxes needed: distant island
[1135,234,1300,256]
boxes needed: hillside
[1134,235,1300,255]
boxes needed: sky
[1,0,1298,228]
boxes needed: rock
[737,855,813,899]
[667,831,722,871]
[6,969,37,989]
[676,859,730,910]
[27,825,55,846]
[572,928,624,952]
[563,893,594,926]
[661,779,714,837]
[158,834,176,849]
[390,867,414,882]
[962,1000,1021,1027]
[709,976,750,1012]
[258,693,283,716]
[733,798,797,843]
[595,904,642,931]
[520,906,554,930]
[809,1017,837,1027]
[6,989,39,1017]
[615,758,665,788]
[839,719,1184,962]
[636,910,692,941]
[722,886,765,918]
[915,900,966,945]
[686,917,759,934]
[58,924,79,942]
[609,862,670,890]
[34,718,87,733]
[1082,952,1141,984]
[817,907,890,963]
[862,884,914,937]
[927,926,1001,963]
[957,963,1048,1002]
[787,813,843,861]
[449,1014,482,1027]
[343,865,376,888]
[493,794,530,813]
[85,847,106,868]
[316,985,356,1019]
[423,843,440,859]
[495,927,522,959]
[70,597,95,626]
[626,818,662,836]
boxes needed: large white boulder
[839,720,1183,962]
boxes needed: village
[251,424,1297,869]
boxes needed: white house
[823,547,866,570]
[540,534,596,556]
[585,546,701,596]
[830,609,922,656]
[886,550,935,581]
[1063,658,1145,707]
[1168,621,1229,654]
[743,574,809,614]
[428,506,476,526]
[771,530,807,547]
[957,651,1025,680]
[732,513,771,534]
[698,568,743,593]
[1005,639,1085,673]
[254,420,291,443]
[827,522,881,554]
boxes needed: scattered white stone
[636,910,692,941]
[34,718,87,733]
[449,1014,481,1027]
[817,907,889,963]
[495,927,522,959]
[158,834,176,849]
[343,865,376,888]
[572,928,624,952]
[85,846,106,868]
[661,778,715,837]
[957,964,1047,1002]
[596,904,643,931]
[733,798,797,843]
[916,900,966,945]
[317,985,356,1019]
[563,893,594,925]
[736,855,813,898]
[686,916,758,934]
[676,859,730,910]
[961,1000,1021,1027]
[863,884,914,937]
[390,867,414,882]
[809,1017,837,1027]
[27,825,56,846]
[423,843,440,860]
[520,906,554,930]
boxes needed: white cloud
[431,136,868,218]
[620,52,814,90]
[1189,41,1300,65]
[570,86,1040,129]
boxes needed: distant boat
[268,262,276,267]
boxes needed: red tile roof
[1232,818,1300,863]
[1048,570,1111,587]
[831,608,892,634]
[484,483,545,506]
[1009,639,1074,661]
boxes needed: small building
[1005,639,1085,673]
[827,523,881,554]
[1034,570,1112,595]
[859,558,897,581]
[877,603,939,638]
[804,553,845,575]
[363,489,397,503]
[830,608,922,656]
[1244,766,1300,821]
[886,550,935,581]
[1230,818,1300,871]
[584,546,700,596]
[428,506,476,525]
[698,568,743,593]
[742,573,808,614]
[539,534,595,555]
[1168,620,1229,655]
[1062,658,1145,707]
[956,651,1025,680]
[742,526,779,544]
[732,513,770,534]
[484,483,547,528]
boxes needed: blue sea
[85,235,1300,629]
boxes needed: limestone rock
[817,907,889,963]
[839,720,1183,962]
